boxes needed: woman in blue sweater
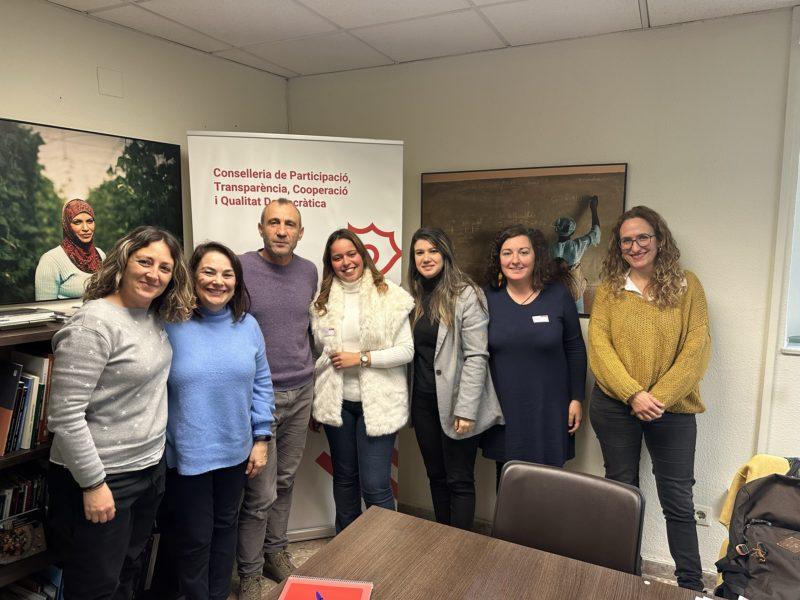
[165,241,275,600]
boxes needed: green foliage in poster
[0,121,182,305]
[89,140,183,251]
[0,122,63,303]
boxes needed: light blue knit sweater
[165,306,275,476]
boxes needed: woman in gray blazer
[407,228,503,530]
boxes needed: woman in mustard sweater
[588,205,710,592]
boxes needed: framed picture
[421,163,627,315]
[0,117,183,306]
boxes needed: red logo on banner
[347,223,402,275]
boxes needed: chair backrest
[492,460,645,575]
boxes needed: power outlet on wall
[694,505,711,527]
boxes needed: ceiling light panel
[144,0,337,46]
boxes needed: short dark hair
[188,241,251,322]
[259,198,302,226]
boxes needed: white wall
[288,10,792,570]
[0,0,288,249]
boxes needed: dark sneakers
[239,574,263,600]
[262,550,295,582]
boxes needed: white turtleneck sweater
[341,278,414,401]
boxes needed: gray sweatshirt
[48,299,172,488]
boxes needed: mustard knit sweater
[588,270,711,413]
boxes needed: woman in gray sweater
[46,226,194,600]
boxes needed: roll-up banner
[187,131,404,538]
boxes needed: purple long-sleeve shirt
[240,250,318,391]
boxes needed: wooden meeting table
[267,507,702,599]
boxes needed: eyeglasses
[620,233,655,251]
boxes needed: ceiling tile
[93,4,232,52]
[648,0,795,27]
[353,11,504,63]
[213,48,298,77]
[246,32,392,75]
[144,0,337,46]
[47,0,126,11]
[481,0,641,46]
[297,0,470,29]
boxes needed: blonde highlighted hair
[83,226,194,323]
[600,206,684,309]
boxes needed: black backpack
[715,458,800,599]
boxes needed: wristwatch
[253,435,271,442]
[360,352,369,367]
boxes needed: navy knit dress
[481,282,587,466]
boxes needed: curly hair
[313,229,387,315]
[600,205,685,308]
[188,241,251,322]
[83,226,194,323]
[407,227,483,329]
[485,224,567,291]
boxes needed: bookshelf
[0,323,62,349]
[0,322,61,590]
[0,442,51,471]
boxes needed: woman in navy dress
[481,224,587,485]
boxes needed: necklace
[507,287,538,305]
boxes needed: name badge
[323,327,336,337]
[531,315,550,324]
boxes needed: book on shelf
[10,352,53,447]
[7,377,31,456]
[0,466,46,521]
[0,364,23,454]
[19,374,39,451]
[0,308,56,331]
[0,355,54,457]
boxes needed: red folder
[277,575,373,600]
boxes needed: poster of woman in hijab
[0,117,183,306]
[35,199,105,300]
[421,164,626,315]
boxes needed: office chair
[492,460,645,575]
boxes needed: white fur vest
[310,276,414,436]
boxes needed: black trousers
[589,386,703,591]
[46,457,166,600]
[165,461,247,600]
[411,388,479,531]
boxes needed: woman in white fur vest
[310,229,414,532]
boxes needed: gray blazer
[430,285,504,439]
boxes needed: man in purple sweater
[236,199,318,598]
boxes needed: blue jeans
[324,400,396,532]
